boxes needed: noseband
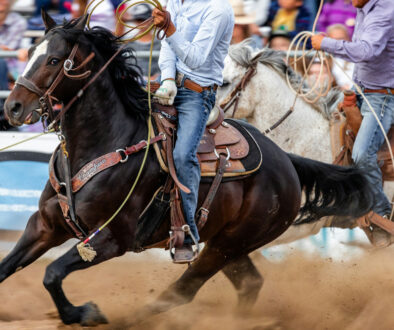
[219,64,257,118]
[15,43,95,127]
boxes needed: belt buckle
[175,72,184,87]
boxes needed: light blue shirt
[158,0,234,87]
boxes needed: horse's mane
[228,40,342,120]
[54,19,148,119]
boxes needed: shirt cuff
[166,30,186,60]
[160,66,176,82]
[321,37,341,53]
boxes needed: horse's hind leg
[129,243,232,326]
[0,210,69,282]
[222,255,263,312]
[43,229,122,326]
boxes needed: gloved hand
[155,79,177,106]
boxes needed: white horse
[217,41,393,245]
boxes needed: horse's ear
[41,9,57,32]
[74,14,89,31]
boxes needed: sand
[0,246,394,330]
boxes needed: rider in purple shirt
[312,0,394,247]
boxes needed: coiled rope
[285,0,394,172]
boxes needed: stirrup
[169,225,200,264]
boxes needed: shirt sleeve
[158,1,177,81]
[3,16,27,50]
[165,8,233,70]
[320,3,394,63]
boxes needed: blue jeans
[352,89,394,216]
[173,81,216,243]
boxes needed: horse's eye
[49,58,60,66]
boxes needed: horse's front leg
[43,227,123,326]
[0,205,70,282]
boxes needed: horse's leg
[43,229,122,326]
[129,244,232,325]
[0,210,69,282]
[221,255,263,312]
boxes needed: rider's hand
[155,79,177,106]
[311,34,325,50]
[152,8,176,37]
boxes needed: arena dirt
[0,246,394,330]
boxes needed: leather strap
[196,153,227,230]
[364,88,394,95]
[165,130,191,194]
[15,76,46,96]
[183,79,218,94]
[220,65,257,117]
[364,211,394,235]
[169,187,186,248]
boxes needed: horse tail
[287,153,374,225]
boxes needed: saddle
[330,90,394,181]
[148,102,262,258]
[47,97,262,260]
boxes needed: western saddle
[330,90,394,244]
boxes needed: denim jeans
[352,89,394,216]
[173,81,216,243]
[0,59,9,121]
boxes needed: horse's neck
[244,64,332,162]
[62,76,146,172]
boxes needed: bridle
[15,43,95,129]
[219,61,295,135]
[219,64,257,118]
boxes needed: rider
[151,1,234,262]
[312,0,394,246]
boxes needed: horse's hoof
[80,301,108,326]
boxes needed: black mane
[54,18,149,118]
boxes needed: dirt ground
[1,246,394,330]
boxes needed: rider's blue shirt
[158,0,234,87]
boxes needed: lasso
[77,0,167,261]
[285,0,394,173]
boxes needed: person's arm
[319,4,394,63]
[158,39,177,81]
[165,7,233,70]
[157,0,177,81]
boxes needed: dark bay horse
[2,13,373,326]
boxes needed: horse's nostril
[10,101,22,117]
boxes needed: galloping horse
[2,14,373,326]
[217,41,392,245]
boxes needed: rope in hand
[285,0,394,173]
[77,0,171,261]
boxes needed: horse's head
[4,11,89,126]
[217,41,260,118]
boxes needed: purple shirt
[0,12,27,50]
[318,0,357,37]
[321,0,394,89]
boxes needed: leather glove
[155,79,177,106]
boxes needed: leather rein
[219,63,294,135]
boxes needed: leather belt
[176,72,217,94]
[364,88,394,95]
